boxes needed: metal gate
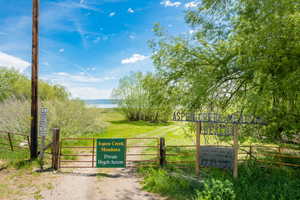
[58,137,159,169]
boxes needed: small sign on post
[96,138,126,168]
[39,107,48,168]
[39,108,48,137]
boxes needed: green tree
[151,0,300,140]
[113,72,176,122]
[0,68,69,101]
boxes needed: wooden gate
[58,137,160,169]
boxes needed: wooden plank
[255,152,300,159]
[166,145,196,148]
[127,153,158,156]
[60,166,95,168]
[256,160,300,167]
[63,146,94,149]
[60,160,92,163]
[127,160,157,162]
[127,145,158,148]
[61,154,93,156]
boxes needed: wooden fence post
[7,132,14,152]
[233,124,239,178]
[52,128,60,170]
[159,137,166,167]
[195,122,201,177]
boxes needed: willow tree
[113,72,176,122]
[150,0,300,140]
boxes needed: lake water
[84,99,118,108]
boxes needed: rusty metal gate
[58,137,160,169]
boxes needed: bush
[140,168,202,200]
[194,178,235,200]
[139,161,300,200]
[0,98,106,137]
[0,97,31,134]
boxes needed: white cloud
[93,37,101,43]
[0,51,30,72]
[42,62,50,66]
[185,1,199,8]
[52,72,115,83]
[129,34,136,40]
[109,12,116,17]
[128,8,134,13]
[53,1,98,11]
[160,0,181,7]
[59,48,65,53]
[121,54,148,64]
[189,29,196,34]
[41,72,116,99]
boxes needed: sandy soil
[41,157,164,200]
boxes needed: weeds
[139,161,300,200]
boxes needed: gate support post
[159,137,166,167]
[52,128,60,170]
[195,122,201,177]
[233,124,239,178]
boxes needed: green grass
[139,162,300,200]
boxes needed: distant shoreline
[83,99,119,108]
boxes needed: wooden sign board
[200,146,234,169]
[173,111,264,125]
[96,138,126,168]
[202,123,233,136]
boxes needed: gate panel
[59,137,159,169]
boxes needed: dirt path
[39,126,178,200]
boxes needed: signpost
[39,107,48,168]
[172,111,265,178]
[96,138,126,168]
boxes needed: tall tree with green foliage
[0,68,69,101]
[113,72,176,122]
[150,0,300,141]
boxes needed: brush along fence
[161,144,300,171]
[0,131,31,152]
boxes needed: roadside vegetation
[0,68,106,166]
[139,162,300,200]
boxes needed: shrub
[140,168,202,200]
[194,178,235,200]
[0,98,106,137]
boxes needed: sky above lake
[0,0,198,99]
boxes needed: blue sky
[0,0,199,99]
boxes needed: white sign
[39,108,48,136]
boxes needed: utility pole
[30,0,39,159]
